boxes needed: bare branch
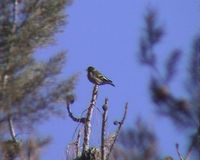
[101,98,108,160]
[185,143,193,160]
[82,85,99,152]
[12,0,20,33]
[176,143,184,160]
[106,103,128,160]
[75,130,81,157]
[8,116,17,142]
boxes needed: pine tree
[0,0,76,159]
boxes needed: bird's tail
[106,80,115,87]
[109,83,115,87]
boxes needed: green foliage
[0,0,76,158]
[0,0,75,124]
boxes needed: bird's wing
[92,69,115,86]
[94,69,109,81]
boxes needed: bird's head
[87,66,95,72]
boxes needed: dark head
[87,66,95,72]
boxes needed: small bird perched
[87,66,115,87]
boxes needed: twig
[75,130,81,157]
[176,143,184,160]
[106,103,128,160]
[71,109,89,140]
[197,123,200,159]
[66,103,86,124]
[185,143,193,160]
[12,0,19,33]
[0,116,8,124]
[101,98,108,160]
[82,85,99,152]
[8,116,17,142]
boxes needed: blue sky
[36,0,200,159]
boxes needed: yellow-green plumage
[87,66,115,87]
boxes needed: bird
[87,66,115,87]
